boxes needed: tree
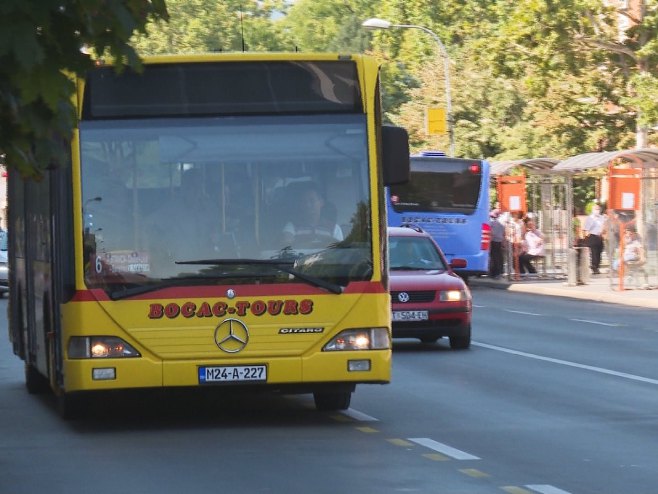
[0,0,168,179]
[130,0,293,55]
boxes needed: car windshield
[79,113,372,293]
[389,236,446,270]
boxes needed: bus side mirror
[382,125,410,186]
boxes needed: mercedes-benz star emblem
[397,292,410,303]
[214,318,249,353]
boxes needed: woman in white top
[519,220,545,274]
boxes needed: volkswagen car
[388,225,472,349]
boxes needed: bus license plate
[199,365,267,384]
[393,310,429,321]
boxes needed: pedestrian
[583,204,606,274]
[519,219,545,274]
[489,209,505,279]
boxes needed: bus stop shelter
[553,149,658,289]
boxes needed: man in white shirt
[583,204,606,274]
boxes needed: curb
[469,278,658,309]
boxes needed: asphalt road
[2,289,658,494]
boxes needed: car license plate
[198,365,267,384]
[393,310,429,321]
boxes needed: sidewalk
[470,272,658,309]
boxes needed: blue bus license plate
[199,365,267,383]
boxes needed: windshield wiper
[108,275,223,301]
[176,258,344,294]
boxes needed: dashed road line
[422,453,450,462]
[504,309,543,316]
[341,408,379,422]
[525,485,573,494]
[459,468,489,478]
[502,487,533,494]
[355,426,378,433]
[408,437,480,460]
[569,318,622,327]
[387,438,414,447]
[474,342,658,385]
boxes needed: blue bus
[386,152,491,280]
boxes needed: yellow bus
[7,53,409,417]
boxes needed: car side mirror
[450,259,467,269]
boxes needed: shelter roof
[489,158,559,176]
[553,148,658,172]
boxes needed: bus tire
[449,324,471,350]
[313,391,352,411]
[57,392,87,420]
[25,363,50,394]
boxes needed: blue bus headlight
[68,337,141,359]
[323,328,390,351]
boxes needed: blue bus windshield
[388,157,483,214]
[386,156,490,276]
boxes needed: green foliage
[130,0,293,54]
[0,0,168,179]
[4,0,658,180]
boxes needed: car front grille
[391,290,436,303]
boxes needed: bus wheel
[313,391,352,411]
[25,363,50,394]
[57,392,87,420]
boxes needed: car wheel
[313,391,352,411]
[449,324,471,350]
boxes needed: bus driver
[282,182,343,248]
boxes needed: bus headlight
[440,290,468,302]
[323,328,390,351]
[68,337,141,359]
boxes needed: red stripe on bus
[70,281,386,302]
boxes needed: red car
[388,225,472,349]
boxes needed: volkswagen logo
[214,318,249,353]
[397,292,410,303]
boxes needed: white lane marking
[341,408,379,422]
[526,485,573,494]
[473,304,486,308]
[474,342,658,385]
[504,309,543,316]
[570,318,621,327]
[408,438,480,460]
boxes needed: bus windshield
[80,113,371,292]
[388,158,483,214]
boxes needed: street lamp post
[362,17,454,157]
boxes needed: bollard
[568,248,578,286]
[578,246,590,285]
[568,247,590,286]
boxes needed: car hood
[389,269,466,291]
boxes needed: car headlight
[68,336,141,359]
[323,328,390,351]
[440,290,469,302]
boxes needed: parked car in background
[0,230,8,297]
[388,225,472,349]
